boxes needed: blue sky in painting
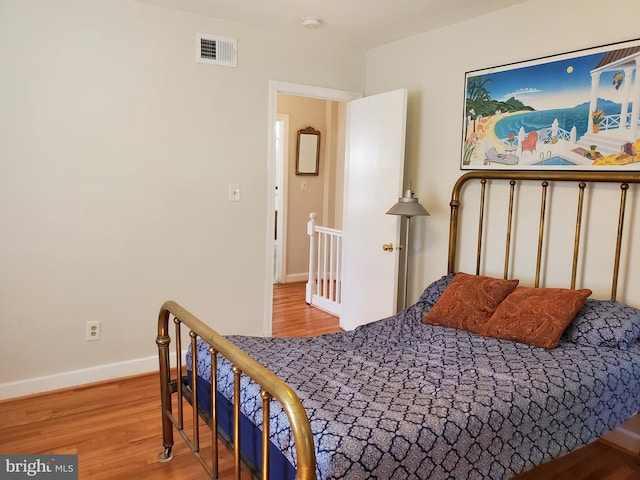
[475,51,626,111]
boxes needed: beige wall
[325,101,347,230]
[0,0,365,392]
[278,95,326,279]
[366,0,640,305]
[277,95,345,280]
[3,0,640,395]
[321,101,337,229]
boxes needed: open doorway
[266,85,409,334]
[263,82,362,336]
[274,94,347,282]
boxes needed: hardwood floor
[272,281,343,337]
[0,282,638,479]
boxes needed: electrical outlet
[86,321,101,341]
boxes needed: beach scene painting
[461,38,640,170]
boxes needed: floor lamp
[386,182,430,310]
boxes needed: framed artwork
[296,126,320,175]
[461,38,640,170]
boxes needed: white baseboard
[310,295,341,316]
[285,273,308,283]
[0,352,185,401]
[602,413,640,453]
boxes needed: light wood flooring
[0,282,638,479]
[271,281,343,337]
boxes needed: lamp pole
[401,216,412,309]
[386,182,429,310]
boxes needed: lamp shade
[386,187,430,218]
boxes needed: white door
[340,88,407,331]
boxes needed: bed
[157,171,640,479]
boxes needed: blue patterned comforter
[188,277,640,479]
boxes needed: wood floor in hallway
[272,281,342,337]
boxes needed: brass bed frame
[156,301,317,479]
[156,170,640,479]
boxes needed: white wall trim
[0,351,188,401]
[602,413,640,453]
[274,113,289,284]
[270,81,362,102]
[285,272,309,283]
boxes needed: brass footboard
[156,300,317,479]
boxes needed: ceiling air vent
[196,33,237,67]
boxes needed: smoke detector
[301,17,321,28]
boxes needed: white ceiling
[138,0,531,48]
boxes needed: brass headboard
[447,171,640,302]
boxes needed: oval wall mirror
[296,126,320,176]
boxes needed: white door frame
[274,113,289,284]
[264,81,362,336]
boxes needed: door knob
[382,243,394,252]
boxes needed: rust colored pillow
[479,287,592,348]
[422,272,519,333]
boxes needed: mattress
[186,275,640,479]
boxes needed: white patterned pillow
[398,273,457,323]
[562,299,640,349]
[417,273,456,308]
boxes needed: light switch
[229,183,240,202]
[301,179,308,190]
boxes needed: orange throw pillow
[479,286,592,348]
[422,272,519,333]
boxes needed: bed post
[156,304,174,462]
[449,173,475,274]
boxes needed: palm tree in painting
[465,76,492,138]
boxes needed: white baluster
[306,212,317,304]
